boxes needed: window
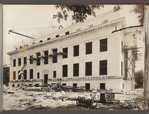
[63,65,68,77]
[44,51,48,64]
[62,83,66,86]
[18,58,21,66]
[52,49,57,63]
[13,59,16,67]
[122,83,124,89]
[13,71,16,80]
[85,62,92,76]
[29,84,32,86]
[125,51,128,78]
[53,71,56,78]
[47,38,50,40]
[30,55,33,64]
[89,24,93,28]
[18,84,20,87]
[34,84,39,87]
[12,84,14,87]
[18,71,21,80]
[65,31,69,35]
[30,69,33,79]
[36,52,41,66]
[100,60,107,75]
[37,72,40,79]
[73,83,77,88]
[40,40,43,43]
[86,42,92,54]
[63,48,68,58]
[56,35,59,38]
[73,63,79,76]
[121,62,123,76]
[24,57,27,64]
[100,38,107,52]
[85,83,90,90]
[73,45,79,56]
[102,20,108,24]
[100,83,105,89]
[121,41,123,53]
[24,70,27,79]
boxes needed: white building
[7,11,138,92]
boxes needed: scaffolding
[123,46,142,90]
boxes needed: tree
[132,5,144,25]
[3,66,10,86]
[114,5,144,24]
[53,5,104,24]
[135,70,144,88]
[53,5,144,25]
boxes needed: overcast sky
[3,5,144,71]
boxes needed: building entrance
[44,74,48,84]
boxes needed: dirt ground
[2,87,144,111]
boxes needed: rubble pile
[121,90,138,95]
[3,85,143,110]
[3,86,76,110]
[113,98,143,110]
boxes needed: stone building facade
[8,11,137,92]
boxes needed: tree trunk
[144,5,149,110]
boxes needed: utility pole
[144,5,149,110]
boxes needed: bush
[135,70,143,88]
[3,66,10,86]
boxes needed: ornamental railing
[10,75,123,83]
[10,79,43,83]
[49,75,108,81]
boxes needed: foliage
[53,5,144,25]
[53,5,104,24]
[135,70,144,88]
[3,66,10,86]
[132,5,144,25]
[113,5,122,12]
[114,5,144,24]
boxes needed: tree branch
[112,25,143,33]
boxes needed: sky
[3,5,144,71]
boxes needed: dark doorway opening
[100,93,106,103]
[85,83,90,90]
[44,74,48,84]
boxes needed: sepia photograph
[2,4,145,110]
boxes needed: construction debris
[3,85,143,110]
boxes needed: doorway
[100,93,106,103]
[44,74,48,84]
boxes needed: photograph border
[1,0,149,114]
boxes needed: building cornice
[7,17,125,55]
